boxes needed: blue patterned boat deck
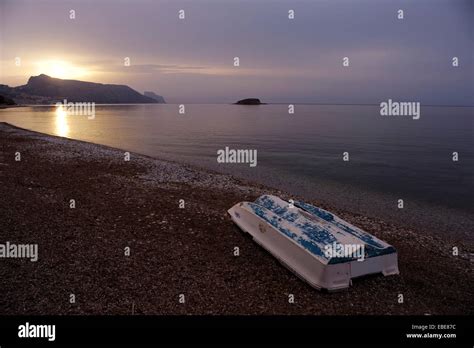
[244,195,396,264]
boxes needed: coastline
[0,122,472,315]
[0,105,25,109]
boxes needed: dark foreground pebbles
[0,122,472,315]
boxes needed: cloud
[88,62,207,74]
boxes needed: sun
[35,60,88,80]
[50,63,67,78]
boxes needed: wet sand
[0,122,472,315]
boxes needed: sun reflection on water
[55,105,69,137]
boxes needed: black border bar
[0,315,472,346]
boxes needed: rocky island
[234,98,265,105]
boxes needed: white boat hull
[228,195,399,291]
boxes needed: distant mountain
[2,74,158,104]
[0,94,16,105]
[144,91,166,103]
[234,98,265,105]
[0,83,56,105]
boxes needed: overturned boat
[228,195,399,291]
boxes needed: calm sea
[1,104,472,235]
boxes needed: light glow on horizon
[35,60,89,80]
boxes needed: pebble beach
[0,122,472,315]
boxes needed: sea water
[1,104,472,237]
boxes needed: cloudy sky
[0,0,472,104]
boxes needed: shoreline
[168,156,474,243]
[1,106,471,244]
[0,122,472,315]
[0,105,25,109]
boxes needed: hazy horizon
[1,0,473,105]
